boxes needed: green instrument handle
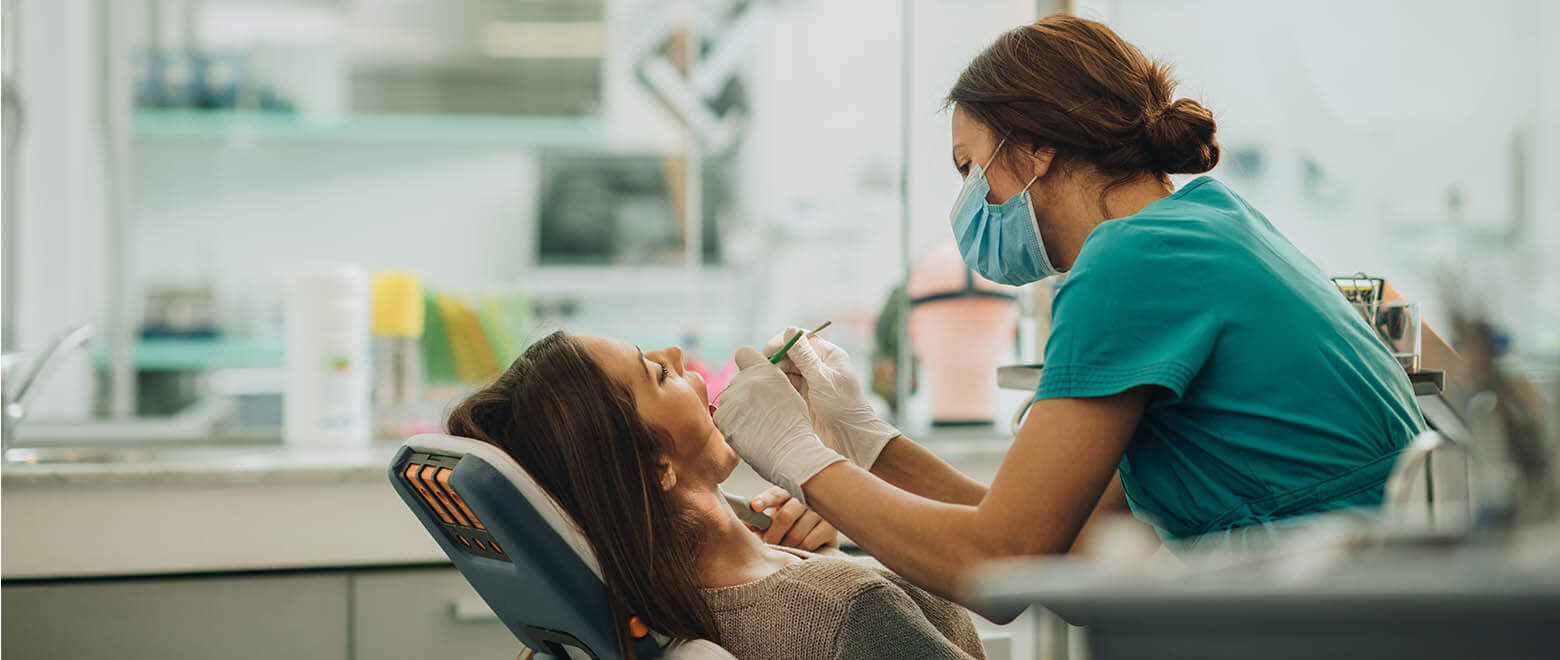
[768,330,805,364]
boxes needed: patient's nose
[663,346,685,373]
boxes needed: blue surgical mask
[949,139,1059,286]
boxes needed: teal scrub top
[1036,176,1424,550]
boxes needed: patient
[448,331,984,659]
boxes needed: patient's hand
[747,485,839,551]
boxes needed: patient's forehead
[576,335,643,389]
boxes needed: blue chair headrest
[390,433,634,659]
[390,434,736,660]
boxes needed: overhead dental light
[628,0,776,152]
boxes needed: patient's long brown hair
[447,331,720,656]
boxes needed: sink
[6,397,233,444]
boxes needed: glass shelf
[132,109,604,147]
[93,338,285,371]
[517,266,741,297]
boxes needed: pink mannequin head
[906,241,1018,426]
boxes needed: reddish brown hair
[447,331,719,657]
[948,14,1218,188]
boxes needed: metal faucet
[2,323,94,453]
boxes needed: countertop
[1,442,403,488]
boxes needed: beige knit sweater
[699,547,985,660]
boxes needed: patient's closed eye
[659,362,669,384]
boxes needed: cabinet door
[352,567,524,660]
[2,573,348,660]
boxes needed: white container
[285,266,370,447]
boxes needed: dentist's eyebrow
[636,346,653,383]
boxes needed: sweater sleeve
[831,584,981,660]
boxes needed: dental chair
[389,433,737,660]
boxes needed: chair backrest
[389,433,657,659]
[1383,430,1476,532]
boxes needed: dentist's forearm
[869,436,988,506]
[802,461,997,601]
[800,390,1147,617]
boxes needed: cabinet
[3,564,1029,659]
[1,567,522,660]
[2,573,348,660]
[351,567,521,659]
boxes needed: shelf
[94,337,284,371]
[132,109,604,147]
[518,265,742,297]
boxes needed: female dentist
[713,14,1424,608]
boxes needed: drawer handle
[451,597,500,623]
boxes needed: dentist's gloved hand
[763,329,901,469]
[714,347,846,506]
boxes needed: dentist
[713,15,1423,609]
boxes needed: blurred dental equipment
[1332,274,1422,373]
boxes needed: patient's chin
[713,459,740,485]
[713,443,741,480]
[703,425,728,452]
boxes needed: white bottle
[285,266,371,447]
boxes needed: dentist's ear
[657,457,677,491]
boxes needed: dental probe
[768,320,833,364]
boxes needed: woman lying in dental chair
[448,331,984,660]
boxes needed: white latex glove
[762,328,901,469]
[713,346,846,506]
